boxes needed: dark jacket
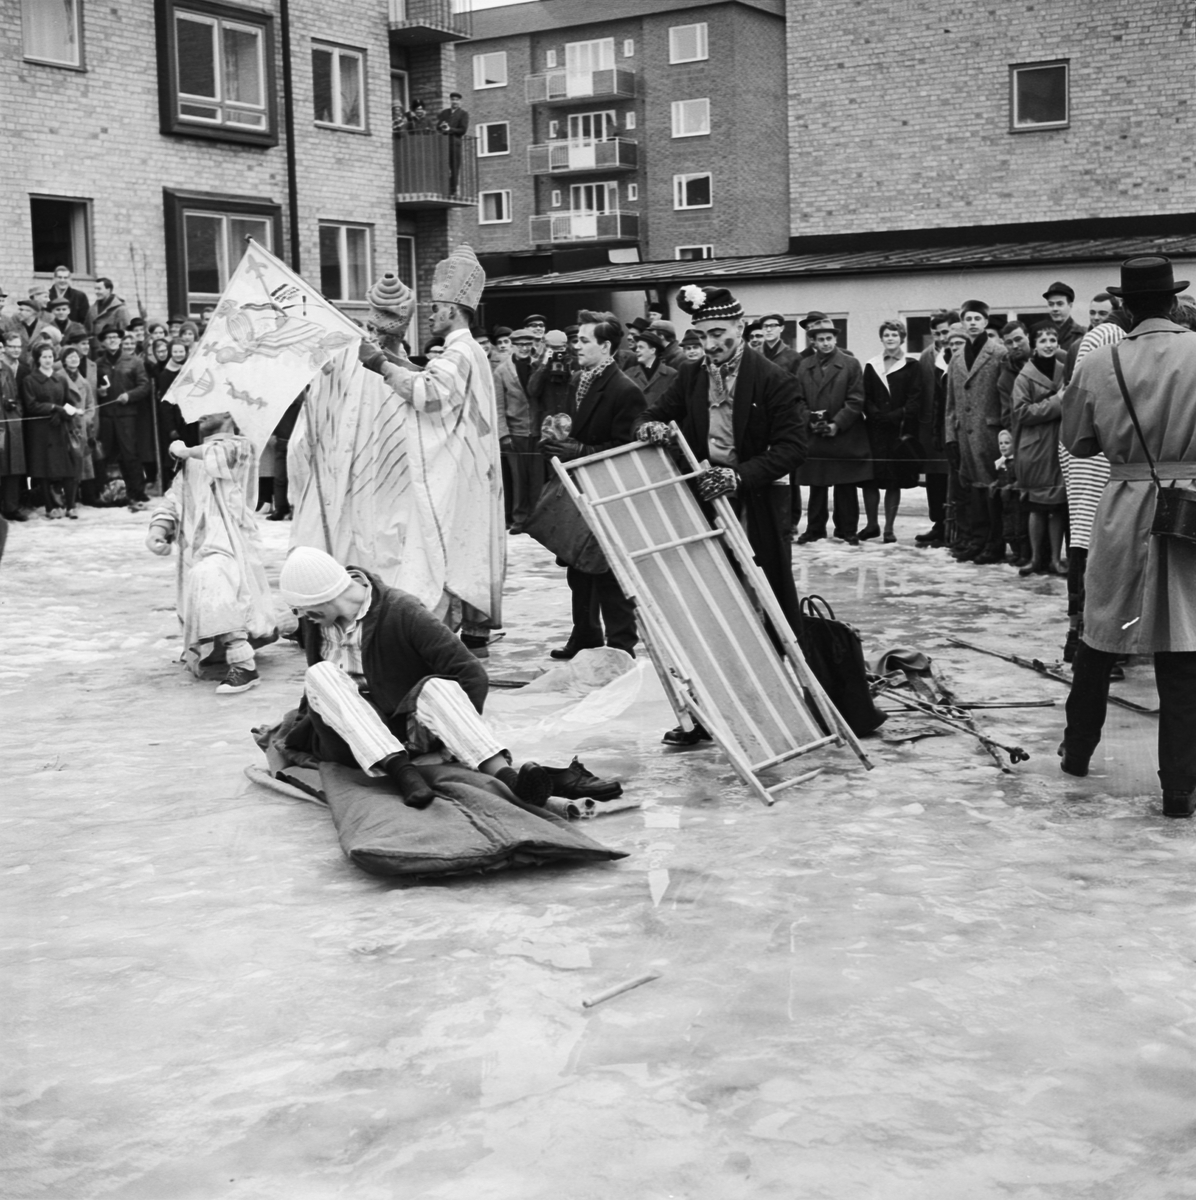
[863,353,923,488]
[438,106,469,138]
[304,570,490,727]
[1051,316,1087,353]
[1,359,27,476]
[793,348,868,487]
[570,362,646,454]
[638,347,806,489]
[528,352,576,419]
[48,284,91,327]
[623,358,678,408]
[917,344,949,468]
[22,369,75,478]
[87,295,130,346]
[659,341,686,371]
[97,350,151,419]
[762,339,800,376]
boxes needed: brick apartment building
[460,0,788,331]
[481,0,1196,349]
[1,0,481,348]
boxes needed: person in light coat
[1059,256,1196,817]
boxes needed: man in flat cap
[1043,281,1086,352]
[1059,256,1196,818]
[636,284,806,742]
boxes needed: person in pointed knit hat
[358,245,505,647]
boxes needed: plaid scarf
[574,360,609,404]
[705,341,745,407]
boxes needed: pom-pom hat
[431,244,485,310]
[279,546,353,608]
[676,285,744,323]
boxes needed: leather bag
[523,475,610,574]
[796,594,887,736]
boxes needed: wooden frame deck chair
[552,426,872,806]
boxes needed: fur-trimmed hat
[431,244,485,310]
[960,298,989,317]
[676,285,743,322]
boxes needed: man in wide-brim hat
[1060,255,1196,817]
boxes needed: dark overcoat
[863,353,923,489]
[0,359,27,476]
[793,348,869,487]
[22,369,75,478]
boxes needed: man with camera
[1059,256,1196,817]
[529,329,576,420]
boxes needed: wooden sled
[552,428,871,806]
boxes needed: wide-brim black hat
[1108,255,1189,297]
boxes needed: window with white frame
[22,0,82,66]
[676,245,713,261]
[625,111,636,130]
[30,197,92,275]
[396,234,418,345]
[671,98,710,138]
[674,173,712,209]
[623,39,634,57]
[570,181,618,213]
[476,122,510,156]
[669,23,708,64]
[473,51,507,89]
[566,38,615,73]
[181,207,274,309]
[546,49,557,68]
[390,69,409,130]
[1010,60,1069,130]
[567,111,617,142]
[479,190,512,223]
[551,190,562,207]
[318,223,370,301]
[626,183,638,201]
[164,2,274,143]
[312,44,365,130]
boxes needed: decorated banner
[169,239,362,449]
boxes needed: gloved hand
[636,421,674,446]
[542,437,584,462]
[500,435,513,451]
[696,465,738,502]
[358,340,387,374]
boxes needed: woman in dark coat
[22,343,76,517]
[861,319,924,542]
[154,339,197,482]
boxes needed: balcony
[388,0,471,45]
[527,138,638,175]
[525,67,637,106]
[529,211,640,245]
[394,132,478,209]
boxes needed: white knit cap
[279,546,352,607]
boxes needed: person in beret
[1060,256,1196,817]
[635,284,807,744]
[1043,281,1087,352]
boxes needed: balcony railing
[394,131,478,208]
[525,67,637,105]
[527,138,638,175]
[529,211,640,244]
[388,0,472,44]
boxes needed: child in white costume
[146,413,277,693]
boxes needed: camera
[549,348,570,382]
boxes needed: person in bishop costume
[356,246,505,649]
[145,412,277,693]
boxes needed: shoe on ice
[216,665,260,694]
[542,757,624,801]
[497,762,552,806]
[662,722,712,747]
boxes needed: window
[625,111,636,131]
[158,0,277,146]
[318,224,370,301]
[674,173,712,209]
[676,245,713,261]
[313,44,365,130]
[565,37,614,93]
[476,122,510,156]
[479,190,512,223]
[1011,60,1068,130]
[623,39,634,57]
[626,183,638,201]
[570,181,618,213]
[163,188,282,315]
[672,99,710,138]
[551,190,562,207]
[391,70,408,133]
[30,197,92,275]
[473,51,507,89]
[22,0,82,67]
[546,49,557,68]
[548,119,559,139]
[567,111,616,142]
[396,234,418,346]
[669,23,708,64]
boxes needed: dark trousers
[735,484,800,637]
[566,566,637,654]
[925,472,947,526]
[99,415,147,502]
[40,476,78,513]
[945,460,973,547]
[1,474,21,515]
[1067,547,1088,619]
[273,436,291,513]
[504,436,544,528]
[965,485,1002,551]
[805,484,859,538]
[1064,642,1196,793]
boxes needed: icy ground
[4,498,1195,1199]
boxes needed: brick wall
[785,0,1196,235]
[0,0,395,320]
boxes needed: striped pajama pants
[304,661,503,776]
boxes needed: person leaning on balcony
[438,92,469,194]
[404,99,435,133]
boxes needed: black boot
[497,762,551,806]
[381,752,436,809]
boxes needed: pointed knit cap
[431,243,485,310]
[278,546,352,608]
